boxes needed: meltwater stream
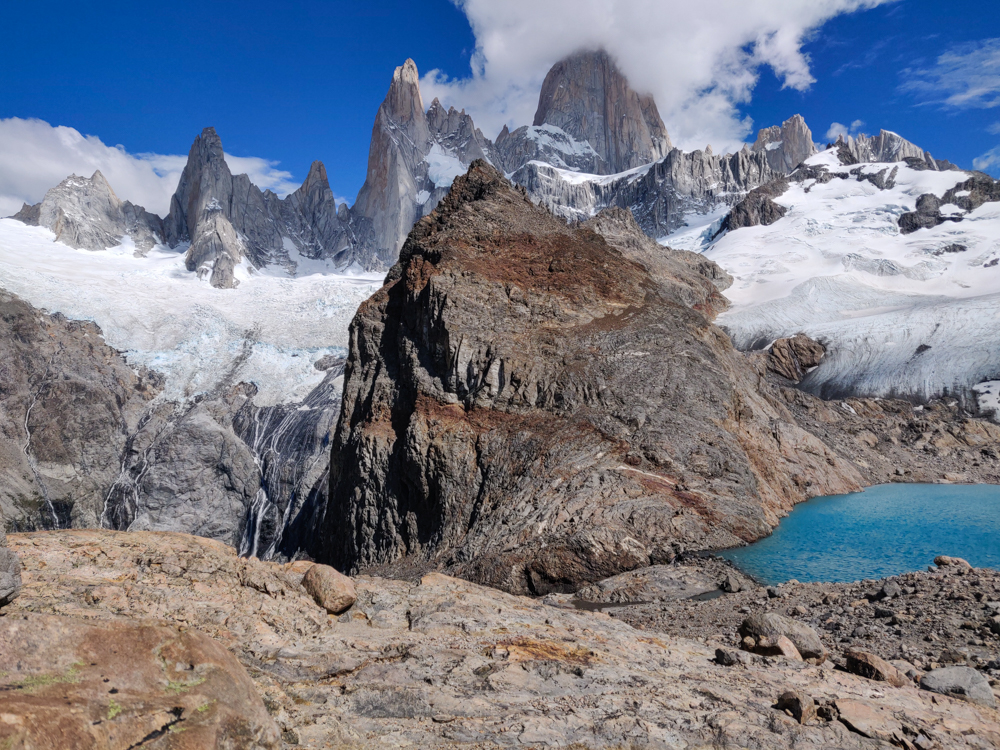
[721,484,1000,585]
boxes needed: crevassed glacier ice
[699,149,1000,407]
[0,219,384,405]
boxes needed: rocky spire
[752,115,817,174]
[532,49,672,174]
[348,59,494,267]
[350,59,431,267]
[164,127,247,288]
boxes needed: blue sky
[1,0,997,213]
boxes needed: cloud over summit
[0,118,301,219]
[422,0,895,152]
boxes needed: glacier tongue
[0,219,383,406]
[705,149,1000,409]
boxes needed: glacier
[695,149,1000,409]
[0,218,384,406]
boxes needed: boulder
[768,334,826,383]
[721,574,742,593]
[920,666,997,708]
[302,564,357,615]
[0,613,280,749]
[845,650,910,687]
[775,690,815,724]
[739,613,827,662]
[715,648,755,667]
[933,555,972,570]
[876,580,902,600]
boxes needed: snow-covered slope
[0,219,383,405]
[696,149,1000,411]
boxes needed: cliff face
[0,289,337,558]
[752,114,817,174]
[532,49,671,174]
[12,171,163,253]
[320,162,864,594]
[164,128,355,287]
[349,60,494,267]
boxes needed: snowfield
[694,149,1000,407]
[0,219,384,405]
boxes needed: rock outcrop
[9,530,1000,749]
[349,60,494,267]
[0,526,19,606]
[768,334,826,383]
[899,171,1000,235]
[0,613,281,748]
[164,128,355,287]
[719,179,789,234]
[11,171,163,253]
[752,114,817,174]
[531,49,671,174]
[319,161,867,594]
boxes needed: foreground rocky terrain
[3,529,999,748]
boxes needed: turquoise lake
[720,483,1000,585]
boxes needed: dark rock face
[11,171,163,253]
[768,334,826,383]
[0,528,19,607]
[319,162,865,594]
[0,290,161,531]
[531,49,671,174]
[720,179,789,234]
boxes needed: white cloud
[988,122,1000,135]
[902,38,1000,109]
[0,118,301,219]
[824,119,865,141]
[973,146,1000,173]
[422,0,895,153]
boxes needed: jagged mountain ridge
[4,45,992,555]
[11,49,948,287]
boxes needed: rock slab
[920,666,997,708]
[0,612,280,749]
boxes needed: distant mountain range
[12,49,960,286]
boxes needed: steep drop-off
[320,162,867,594]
